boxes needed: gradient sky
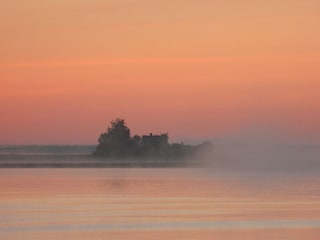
[1,0,320,144]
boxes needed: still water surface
[1,168,320,239]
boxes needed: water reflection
[1,168,320,239]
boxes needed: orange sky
[1,0,320,144]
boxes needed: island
[0,119,213,168]
[94,118,213,161]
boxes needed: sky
[1,0,320,144]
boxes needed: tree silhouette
[95,118,131,157]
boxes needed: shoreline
[0,154,197,168]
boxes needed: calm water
[1,168,320,239]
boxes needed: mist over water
[1,131,320,173]
[200,125,320,175]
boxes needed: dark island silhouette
[94,118,213,160]
[0,119,213,168]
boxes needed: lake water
[1,168,320,239]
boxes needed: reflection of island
[94,118,213,159]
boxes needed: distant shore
[0,154,198,168]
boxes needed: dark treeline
[94,118,213,160]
